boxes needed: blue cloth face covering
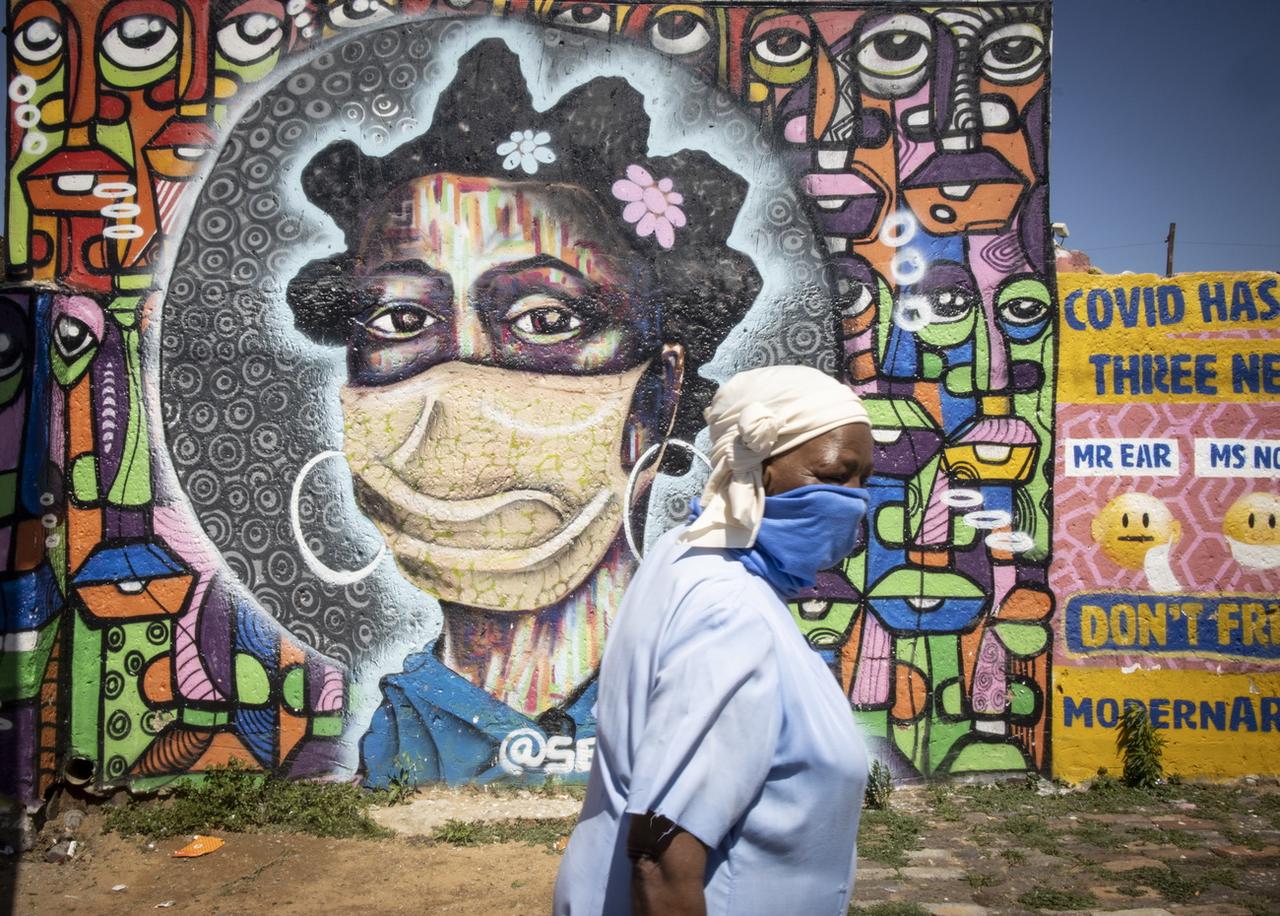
[690,484,869,597]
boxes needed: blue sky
[1050,0,1280,274]
[2,2,1276,275]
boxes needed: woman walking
[554,364,873,915]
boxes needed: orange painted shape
[190,732,258,772]
[280,639,305,669]
[14,519,45,571]
[142,654,174,704]
[68,378,94,457]
[77,574,193,621]
[812,51,837,140]
[890,662,928,722]
[65,505,102,574]
[996,587,1053,621]
[906,549,950,568]
[277,709,307,765]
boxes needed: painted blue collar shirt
[360,648,597,788]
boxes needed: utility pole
[1165,222,1177,277]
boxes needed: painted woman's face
[339,174,673,611]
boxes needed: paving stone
[1211,843,1280,860]
[899,865,966,881]
[907,847,962,865]
[1081,814,1157,826]
[1100,856,1170,872]
[923,905,989,916]
[1146,815,1220,829]
[855,866,898,881]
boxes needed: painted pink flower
[611,164,686,249]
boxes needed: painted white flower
[496,129,555,175]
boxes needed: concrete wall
[1,2,1056,802]
[1053,271,1280,781]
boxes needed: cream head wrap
[681,365,870,550]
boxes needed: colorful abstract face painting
[2,2,1056,806]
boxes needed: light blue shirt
[554,524,868,916]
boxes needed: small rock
[45,839,77,863]
[61,810,85,833]
[154,901,176,909]
[1088,909,1173,916]
[924,905,989,916]
[112,884,128,892]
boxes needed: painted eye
[927,289,974,324]
[14,17,63,64]
[0,325,23,379]
[216,13,284,65]
[509,303,583,343]
[998,296,1048,326]
[365,304,435,338]
[649,10,711,55]
[753,29,810,66]
[856,15,932,98]
[552,4,611,32]
[980,23,1045,85]
[836,279,874,319]
[327,0,395,29]
[53,316,97,360]
[102,16,179,70]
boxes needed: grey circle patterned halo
[157,16,832,670]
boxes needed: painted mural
[1,1,1057,805]
[1052,271,1280,781]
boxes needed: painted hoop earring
[290,450,386,586]
[623,438,712,560]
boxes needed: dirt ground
[4,782,1279,915]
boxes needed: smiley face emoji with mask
[1223,492,1280,571]
[1091,492,1183,592]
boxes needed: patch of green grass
[964,871,1001,888]
[1069,820,1126,849]
[1017,887,1097,911]
[1000,848,1027,865]
[925,785,963,822]
[848,904,930,916]
[1125,826,1203,849]
[430,816,577,850]
[857,808,924,867]
[991,813,1060,853]
[1224,827,1267,850]
[1118,865,1239,902]
[104,763,390,839]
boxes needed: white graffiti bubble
[962,509,1013,530]
[985,530,1036,553]
[0,717,11,732]
[893,294,934,332]
[45,534,60,549]
[93,182,136,199]
[41,513,57,529]
[103,224,144,240]
[878,211,917,248]
[14,104,40,129]
[23,133,48,155]
[498,727,546,776]
[8,75,37,103]
[100,202,141,219]
[941,489,984,509]
[39,492,56,507]
[891,248,927,286]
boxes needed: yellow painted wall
[1054,667,1280,782]
[1052,271,1280,782]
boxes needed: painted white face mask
[341,360,650,611]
